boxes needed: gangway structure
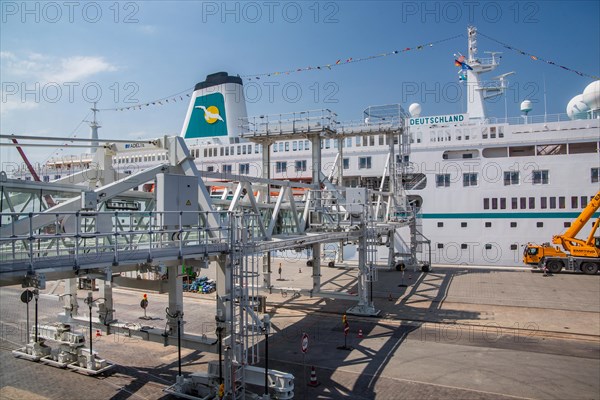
[1,105,427,397]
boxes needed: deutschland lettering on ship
[409,114,465,126]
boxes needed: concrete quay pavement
[0,258,598,400]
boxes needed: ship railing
[477,80,504,89]
[241,109,338,137]
[486,113,577,125]
[470,57,498,66]
[337,117,403,135]
[0,210,230,273]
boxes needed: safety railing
[0,210,231,272]
[241,109,337,137]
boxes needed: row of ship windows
[199,136,400,158]
[436,168,599,188]
[422,125,504,143]
[105,140,599,165]
[483,195,592,210]
[204,157,374,174]
[437,221,573,250]
[437,221,572,229]
[115,154,168,164]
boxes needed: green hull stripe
[421,212,600,219]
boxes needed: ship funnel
[180,72,248,139]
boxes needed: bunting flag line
[100,34,463,112]
[478,31,599,80]
[98,86,195,112]
[241,34,464,81]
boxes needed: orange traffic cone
[95,329,102,337]
[308,366,320,387]
[357,329,364,338]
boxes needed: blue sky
[1,1,599,164]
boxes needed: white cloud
[0,51,16,60]
[0,96,39,116]
[136,25,158,35]
[44,56,117,83]
[1,52,117,83]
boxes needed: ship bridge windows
[276,161,287,173]
[345,138,352,148]
[532,170,549,184]
[442,149,479,160]
[295,160,307,172]
[279,143,284,152]
[463,173,478,187]
[223,164,232,174]
[293,141,298,151]
[239,163,250,175]
[592,168,599,183]
[359,156,372,169]
[503,171,519,185]
[570,142,598,154]
[285,142,290,151]
[343,158,350,170]
[436,174,451,187]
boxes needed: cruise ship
[9,27,600,266]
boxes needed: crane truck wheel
[547,260,563,274]
[581,262,599,275]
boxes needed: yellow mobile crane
[523,190,600,274]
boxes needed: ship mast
[89,102,100,154]
[465,26,508,122]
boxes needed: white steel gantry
[1,106,428,398]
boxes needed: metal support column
[347,220,380,316]
[63,278,79,318]
[262,142,273,290]
[166,262,183,334]
[310,134,322,293]
[98,276,114,325]
[216,254,230,327]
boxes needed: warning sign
[185,200,192,206]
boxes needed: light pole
[84,293,106,370]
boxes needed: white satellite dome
[409,103,422,117]
[582,80,600,111]
[520,100,533,114]
[566,94,590,120]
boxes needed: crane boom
[560,191,600,240]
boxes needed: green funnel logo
[185,92,227,138]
